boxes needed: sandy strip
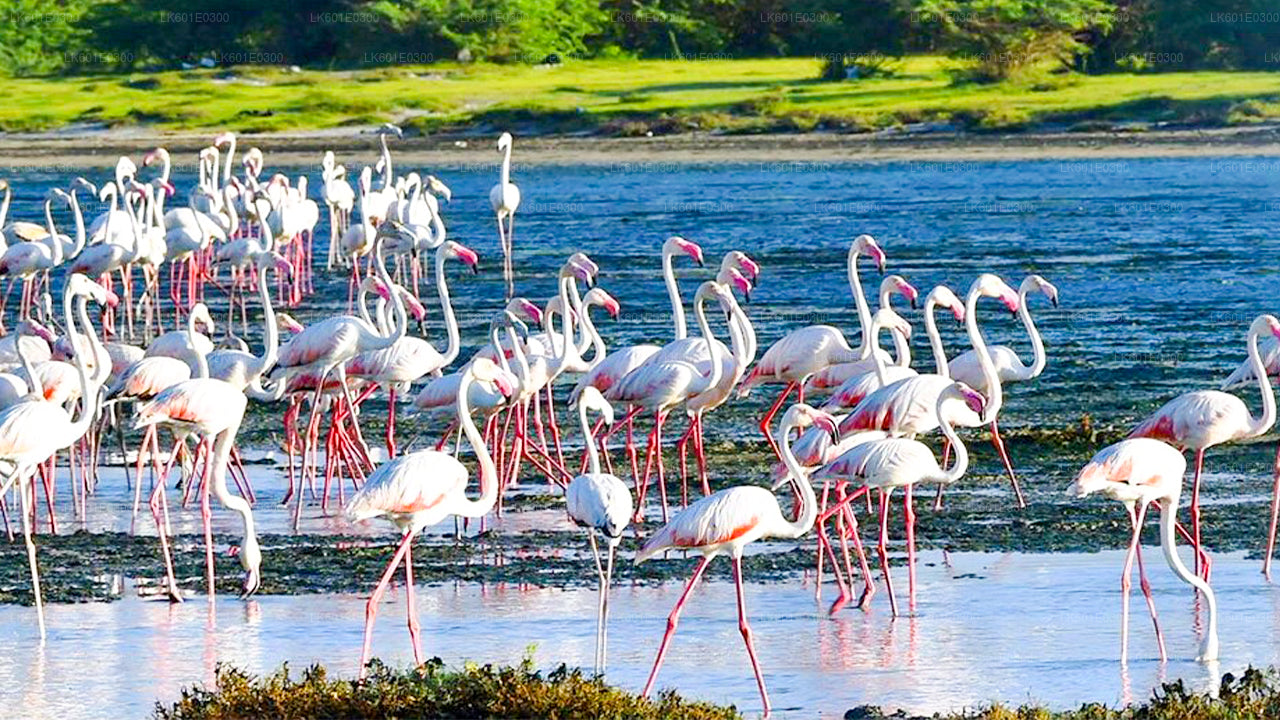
[2,124,1280,169]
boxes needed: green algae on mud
[153,657,741,720]
[847,667,1280,719]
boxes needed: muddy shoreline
[4,124,1280,168]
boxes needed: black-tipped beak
[240,571,261,599]
[471,263,480,275]
[1051,297,1059,308]
[910,297,918,310]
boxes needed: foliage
[912,0,1114,81]
[153,658,742,719]
[0,0,98,76]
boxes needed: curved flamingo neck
[43,198,63,266]
[15,331,41,399]
[253,263,280,378]
[936,393,970,483]
[0,184,11,228]
[62,287,99,435]
[1159,498,1217,659]
[777,415,818,538]
[663,246,687,340]
[210,416,258,580]
[1015,284,1047,379]
[848,245,873,351]
[691,290,723,392]
[868,315,891,385]
[68,190,87,258]
[380,135,393,189]
[76,291,109,388]
[500,143,512,187]
[188,311,209,379]
[548,274,578,374]
[964,289,1002,422]
[580,401,602,475]
[453,368,498,518]
[1245,326,1277,437]
[222,138,237,186]
[877,285,910,367]
[432,247,460,366]
[924,296,951,377]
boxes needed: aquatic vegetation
[847,667,1280,719]
[153,658,741,719]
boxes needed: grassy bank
[154,662,1280,719]
[2,57,1280,135]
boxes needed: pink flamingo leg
[1133,506,1166,661]
[1266,441,1280,579]
[904,484,917,611]
[1119,502,1143,662]
[653,411,670,523]
[149,471,183,602]
[878,488,898,617]
[732,555,771,716]
[545,387,566,473]
[1190,448,1205,578]
[758,382,796,460]
[404,540,424,667]
[694,414,710,498]
[815,479,830,601]
[199,437,216,599]
[989,419,1025,508]
[642,556,711,698]
[844,500,876,609]
[385,387,397,458]
[358,528,419,679]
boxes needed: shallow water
[4,156,1280,714]
[1,550,1274,719]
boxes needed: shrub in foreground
[154,658,741,720]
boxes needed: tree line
[4,0,1279,79]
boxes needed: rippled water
[3,156,1280,716]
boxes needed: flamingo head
[567,251,599,279]
[191,302,216,334]
[872,307,912,342]
[948,382,987,415]
[928,285,966,322]
[426,175,452,202]
[782,403,840,441]
[213,131,236,148]
[853,234,885,273]
[236,536,262,599]
[575,386,615,426]
[0,180,8,193]
[444,241,480,273]
[722,250,760,282]
[717,266,752,303]
[18,319,56,344]
[115,156,137,182]
[378,123,403,139]
[276,312,305,335]
[883,275,918,309]
[506,297,543,326]
[497,131,513,151]
[400,288,428,324]
[158,179,176,198]
[1022,274,1059,308]
[142,147,167,167]
[71,177,97,197]
[471,357,514,398]
[565,257,595,287]
[258,250,293,276]
[1251,314,1280,341]
[973,274,1020,314]
[585,288,621,319]
[665,236,703,266]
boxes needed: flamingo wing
[636,486,775,561]
[1070,438,1186,500]
[347,450,468,522]
[566,473,633,539]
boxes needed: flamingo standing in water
[565,387,633,675]
[346,358,513,678]
[0,274,113,637]
[1130,313,1280,578]
[490,132,521,298]
[947,274,1059,392]
[814,381,985,616]
[1069,437,1219,663]
[637,403,837,717]
[738,234,888,459]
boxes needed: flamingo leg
[602,543,616,674]
[403,538,424,667]
[359,528,418,679]
[1120,502,1142,663]
[545,387,566,474]
[694,413,710,498]
[385,386,397,458]
[843,500,876,610]
[904,483,916,611]
[878,488,898,618]
[732,554,771,716]
[17,472,45,639]
[1133,503,1166,661]
[1266,440,1280,580]
[758,382,796,460]
[1191,448,1205,579]
[588,530,605,674]
[149,469,183,603]
[988,419,1025,508]
[200,437,216,600]
[642,555,710,699]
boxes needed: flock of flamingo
[0,127,1274,716]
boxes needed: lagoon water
[1,155,1280,716]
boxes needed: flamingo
[1069,437,1219,663]
[838,274,1027,507]
[0,274,113,637]
[637,403,837,717]
[207,251,293,392]
[0,189,71,323]
[1130,313,1280,578]
[565,386,633,674]
[738,234,888,458]
[814,381,986,616]
[490,131,521,298]
[346,358,512,678]
[948,274,1059,391]
[803,274,925,397]
[321,152,356,269]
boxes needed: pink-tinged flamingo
[207,251,293,392]
[815,381,985,616]
[1130,313,1280,578]
[839,274,1027,507]
[803,275,922,395]
[637,403,836,717]
[346,236,474,457]
[565,387,633,674]
[0,189,70,323]
[322,151,356,270]
[607,281,734,521]
[1069,437,1219,663]
[738,234,887,459]
[346,357,512,678]
[948,274,1058,392]
[490,132,521,298]
[0,274,112,637]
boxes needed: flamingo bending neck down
[1069,437,1219,663]
[636,403,836,717]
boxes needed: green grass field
[2,56,1279,134]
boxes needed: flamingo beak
[963,388,987,415]
[815,412,839,440]
[103,289,120,308]
[495,375,515,398]
[903,282,919,309]
[240,569,261,599]
[951,305,966,322]
[603,296,620,319]
[1002,293,1020,314]
[523,301,544,325]
[740,255,760,281]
